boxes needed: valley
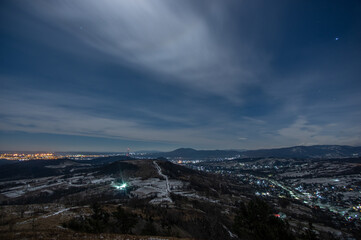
[0,154,360,239]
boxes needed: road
[255,175,351,217]
[153,161,171,193]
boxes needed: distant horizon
[1,143,361,154]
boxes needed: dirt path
[153,161,172,203]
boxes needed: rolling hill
[150,145,361,159]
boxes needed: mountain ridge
[150,145,361,159]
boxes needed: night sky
[0,1,360,152]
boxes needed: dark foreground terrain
[0,157,360,239]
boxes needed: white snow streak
[153,161,172,203]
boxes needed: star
[335,37,339,41]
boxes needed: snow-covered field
[0,160,222,207]
[128,161,177,204]
[126,161,218,205]
[0,173,115,199]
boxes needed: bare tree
[0,206,6,225]
[17,205,27,218]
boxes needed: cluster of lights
[345,214,361,221]
[353,205,361,212]
[0,153,58,161]
[0,153,114,161]
[255,191,270,196]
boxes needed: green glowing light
[111,182,127,190]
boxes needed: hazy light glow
[112,182,127,190]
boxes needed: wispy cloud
[1,1,360,151]
[0,88,242,148]
[20,0,262,101]
[242,116,266,125]
[277,116,361,146]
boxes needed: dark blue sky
[1,0,360,151]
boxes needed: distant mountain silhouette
[150,145,361,159]
[241,145,361,158]
[153,148,241,159]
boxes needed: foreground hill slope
[0,158,358,239]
